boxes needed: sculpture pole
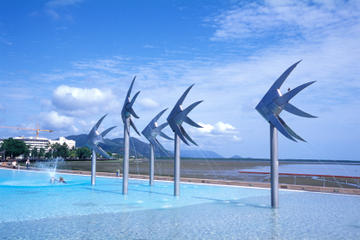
[255,61,316,208]
[142,108,172,187]
[149,143,154,185]
[121,76,141,195]
[86,114,116,186]
[167,84,203,196]
[270,125,279,208]
[174,134,180,196]
[91,149,96,186]
[123,118,130,195]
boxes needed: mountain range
[66,134,223,159]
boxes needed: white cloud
[198,123,214,133]
[211,0,360,41]
[215,121,235,132]
[52,85,119,116]
[198,121,237,135]
[42,111,74,129]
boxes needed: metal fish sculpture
[121,76,141,136]
[121,76,140,194]
[142,108,172,185]
[255,61,316,208]
[167,84,203,196]
[167,84,203,146]
[86,114,116,185]
[255,60,316,142]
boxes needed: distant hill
[181,150,223,159]
[66,134,169,158]
[230,155,242,159]
[66,134,223,159]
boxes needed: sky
[0,0,359,160]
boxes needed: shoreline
[2,166,360,196]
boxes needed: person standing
[25,159,30,169]
[12,160,17,169]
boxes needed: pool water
[1,168,359,239]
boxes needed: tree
[51,143,70,159]
[0,138,29,158]
[69,147,77,159]
[45,151,52,159]
[76,147,92,160]
[24,148,30,158]
[31,147,38,159]
[39,148,45,158]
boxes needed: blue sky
[1,0,359,160]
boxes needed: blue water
[1,168,360,239]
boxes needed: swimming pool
[1,168,359,239]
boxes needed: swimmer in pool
[59,176,66,184]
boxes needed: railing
[239,171,360,188]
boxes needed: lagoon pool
[0,168,360,239]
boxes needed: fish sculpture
[121,76,141,135]
[255,60,316,142]
[142,108,172,152]
[142,109,172,185]
[167,84,203,145]
[86,114,116,159]
[86,114,116,185]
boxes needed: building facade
[49,137,76,149]
[14,137,51,151]
[1,136,76,151]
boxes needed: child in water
[59,177,66,184]
[50,176,66,184]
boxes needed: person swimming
[50,176,66,184]
[59,177,66,184]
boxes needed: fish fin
[174,84,195,108]
[184,116,203,128]
[278,117,306,142]
[94,145,111,159]
[270,61,301,93]
[130,119,141,136]
[101,126,116,137]
[284,103,317,118]
[90,114,108,133]
[182,100,203,117]
[159,131,173,140]
[269,115,297,142]
[174,125,189,145]
[180,125,198,146]
[278,81,315,105]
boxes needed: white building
[49,137,76,149]
[9,136,76,151]
[14,137,51,151]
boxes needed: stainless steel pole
[270,124,279,208]
[91,149,96,186]
[123,118,130,195]
[150,143,154,186]
[174,133,180,196]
